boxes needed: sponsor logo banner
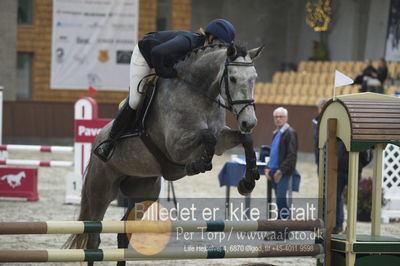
[75,119,111,142]
[51,0,138,91]
[0,168,39,201]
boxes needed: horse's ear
[227,43,237,60]
[249,45,264,61]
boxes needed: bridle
[217,59,256,118]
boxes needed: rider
[94,19,236,161]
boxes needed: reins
[137,73,158,94]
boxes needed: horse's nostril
[241,121,248,129]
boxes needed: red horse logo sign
[0,171,26,188]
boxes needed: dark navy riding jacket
[138,30,206,78]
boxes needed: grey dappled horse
[65,43,264,265]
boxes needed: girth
[140,133,186,181]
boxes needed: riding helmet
[205,19,235,44]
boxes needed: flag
[334,70,354,88]
[88,86,97,94]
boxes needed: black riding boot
[93,102,136,162]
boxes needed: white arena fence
[0,94,111,204]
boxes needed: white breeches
[129,44,151,109]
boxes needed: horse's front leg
[184,129,217,175]
[167,129,217,175]
[215,127,260,195]
[238,134,260,195]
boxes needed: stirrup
[93,140,116,162]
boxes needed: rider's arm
[151,35,192,78]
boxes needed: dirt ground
[1,150,399,266]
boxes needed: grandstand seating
[254,60,400,106]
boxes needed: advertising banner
[75,119,111,142]
[0,168,38,201]
[51,0,139,91]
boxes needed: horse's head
[220,44,264,133]
[175,43,263,133]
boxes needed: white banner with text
[51,0,138,91]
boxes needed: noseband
[219,59,256,118]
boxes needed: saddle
[118,75,186,180]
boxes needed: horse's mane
[175,43,248,69]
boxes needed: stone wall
[171,0,192,30]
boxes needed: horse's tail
[63,159,93,249]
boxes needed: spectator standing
[334,141,372,233]
[265,107,298,220]
[312,98,328,166]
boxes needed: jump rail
[0,245,324,262]
[0,159,73,167]
[0,219,324,234]
[0,144,73,153]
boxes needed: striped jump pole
[0,219,324,234]
[0,244,324,262]
[0,144,73,153]
[0,159,73,167]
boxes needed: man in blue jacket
[94,19,236,161]
[265,107,298,220]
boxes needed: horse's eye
[230,77,237,83]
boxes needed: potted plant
[344,177,387,222]
[357,177,373,221]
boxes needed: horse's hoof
[237,178,255,196]
[250,170,260,180]
[197,161,212,173]
[205,162,212,171]
[185,162,201,175]
[186,161,212,175]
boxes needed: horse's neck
[177,49,226,97]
